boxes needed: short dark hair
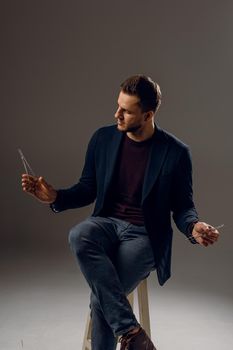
[120,75,162,113]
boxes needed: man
[21,75,219,350]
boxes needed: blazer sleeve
[171,146,199,240]
[50,129,99,213]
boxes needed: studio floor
[1,252,232,350]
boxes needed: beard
[117,122,143,133]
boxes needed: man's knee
[68,219,96,256]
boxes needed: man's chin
[116,124,126,131]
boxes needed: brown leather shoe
[119,327,157,350]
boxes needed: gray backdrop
[1,0,232,303]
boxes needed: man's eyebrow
[117,101,126,111]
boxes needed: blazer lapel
[103,128,123,196]
[141,126,170,204]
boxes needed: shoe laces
[119,328,141,350]
[119,334,131,350]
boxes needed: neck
[127,123,155,142]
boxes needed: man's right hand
[21,174,57,204]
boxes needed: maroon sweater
[108,134,153,226]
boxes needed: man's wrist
[187,221,199,244]
[188,221,197,234]
[50,202,59,213]
[49,189,57,204]
[49,190,59,212]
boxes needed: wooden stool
[82,279,151,350]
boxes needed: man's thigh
[114,224,156,294]
[69,216,155,293]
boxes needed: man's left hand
[192,222,220,247]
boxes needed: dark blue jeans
[68,216,156,350]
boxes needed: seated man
[21,75,219,350]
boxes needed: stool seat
[82,279,151,350]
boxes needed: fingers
[21,175,49,193]
[192,222,220,247]
[21,174,38,193]
[37,178,57,202]
[195,222,219,238]
[196,230,219,247]
[196,236,214,247]
[38,176,50,191]
[199,233,218,244]
[207,225,220,237]
[22,174,37,181]
[206,231,219,243]
[203,225,220,242]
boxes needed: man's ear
[144,111,154,121]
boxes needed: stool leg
[127,290,134,309]
[137,279,151,338]
[82,313,92,350]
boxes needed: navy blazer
[51,124,199,285]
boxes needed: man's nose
[115,107,122,119]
